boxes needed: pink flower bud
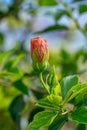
[30,36,49,72]
[30,36,48,62]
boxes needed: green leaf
[79,4,87,14]
[60,75,79,99]
[54,10,68,21]
[4,54,23,69]
[0,33,4,44]
[27,111,57,130]
[36,94,62,110]
[73,0,82,2]
[76,124,86,130]
[32,89,44,100]
[83,24,87,36]
[73,88,87,105]
[4,55,23,76]
[13,79,29,95]
[69,106,87,124]
[0,49,13,65]
[37,97,55,109]
[28,107,44,123]
[48,114,68,130]
[37,0,57,6]
[64,83,87,103]
[9,95,25,129]
[35,25,68,34]
[46,10,69,22]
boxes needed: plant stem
[62,100,66,109]
[39,72,50,94]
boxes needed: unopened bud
[47,66,60,95]
[30,36,49,72]
[47,66,58,87]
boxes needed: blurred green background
[0,0,87,130]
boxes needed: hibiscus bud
[47,66,60,95]
[30,36,49,72]
[47,66,58,87]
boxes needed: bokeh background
[0,0,87,130]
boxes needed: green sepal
[32,54,48,72]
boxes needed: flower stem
[39,72,50,94]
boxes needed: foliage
[27,72,87,130]
[0,0,87,130]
